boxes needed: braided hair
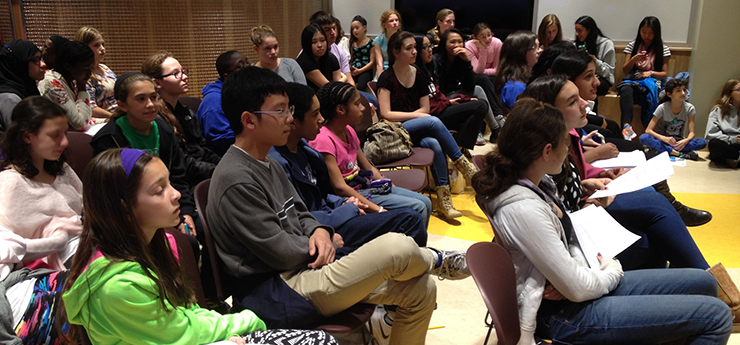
[316,81,356,124]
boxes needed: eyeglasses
[253,105,295,120]
[158,69,188,80]
[29,56,44,65]
[422,44,432,51]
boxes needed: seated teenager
[296,24,342,92]
[60,148,338,345]
[40,35,69,71]
[0,96,82,273]
[0,40,47,133]
[377,31,478,220]
[348,16,376,92]
[373,9,402,79]
[250,25,306,85]
[142,51,221,187]
[472,97,732,345]
[415,34,487,149]
[268,82,427,254]
[208,66,469,341]
[433,28,505,138]
[706,78,740,168]
[494,31,542,110]
[309,81,432,224]
[37,40,95,131]
[75,26,117,119]
[90,72,196,237]
[197,50,249,156]
[550,51,712,227]
[309,11,353,86]
[426,8,455,52]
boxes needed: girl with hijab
[0,40,47,132]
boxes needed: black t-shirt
[377,66,430,113]
[296,52,340,92]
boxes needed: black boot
[653,180,712,227]
[672,200,713,227]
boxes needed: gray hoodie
[705,105,740,144]
[478,177,622,345]
[593,36,616,85]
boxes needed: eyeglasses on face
[253,105,295,119]
[158,69,188,80]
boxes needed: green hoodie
[63,256,265,345]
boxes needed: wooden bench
[597,45,691,136]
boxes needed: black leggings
[618,84,641,126]
[434,100,487,149]
[708,138,740,162]
[593,75,613,113]
[353,70,373,93]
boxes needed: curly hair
[0,96,68,178]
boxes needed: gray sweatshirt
[705,105,740,144]
[593,36,616,85]
[479,178,622,345]
[207,145,333,278]
[0,93,21,133]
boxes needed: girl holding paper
[472,97,732,345]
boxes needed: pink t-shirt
[465,37,503,76]
[309,125,361,181]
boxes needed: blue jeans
[607,188,709,270]
[639,133,707,153]
[402,116,463,186]
[538,269,732,344]
[371,186,432,226]
[334,207,427,259]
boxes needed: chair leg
[483,322,493,345]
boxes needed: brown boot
[707,263,740,332]
[453,156,478,184]
[435,185,462,219]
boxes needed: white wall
[331,0,393,37]
[333,0,694,44]
[687,0,740,137]
[534,0,693,44]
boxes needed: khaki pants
[282,233,437,345]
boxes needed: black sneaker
[678,150,699,161]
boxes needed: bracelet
[378,206,384,212]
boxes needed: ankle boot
[453,156,478,184]
[672,200,713,227]
[707,263,740,331]
[653,180,712,226]
[435,185,462,219]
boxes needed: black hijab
[0,40,41,98]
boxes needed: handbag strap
[381,119,413,147]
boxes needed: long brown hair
[537,14,563,50]
[59,149,195,342]
[713,78,740,118]
[472,98,566,200]
[495,30,537,94]
[0,96,68,178]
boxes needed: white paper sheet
[568,206,641,269]
[590,152,674,198]
[591,150,647,169]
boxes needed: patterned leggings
[15,270,69,345]
[241,329,338,344]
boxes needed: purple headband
[120,148,146,179]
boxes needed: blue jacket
[268,141,359,229]
[617,77,660,127]
[197,79,234,156]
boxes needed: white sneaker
[429,248,471,280]
[366,305,392,345]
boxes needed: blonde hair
[75,26,102,44]
[380,9,402,35]
[713,78,740,118]
[427,8,454,45]
[76,26,104,81]
[249,25,277,47]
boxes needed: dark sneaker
[429,248,470,280]
[678,150,699,161]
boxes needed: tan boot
[708,263,740,332]
[435,185,462,219]
[453,156,478,184]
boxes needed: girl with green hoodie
[60,148,336,345]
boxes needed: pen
[184,223,190,235]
